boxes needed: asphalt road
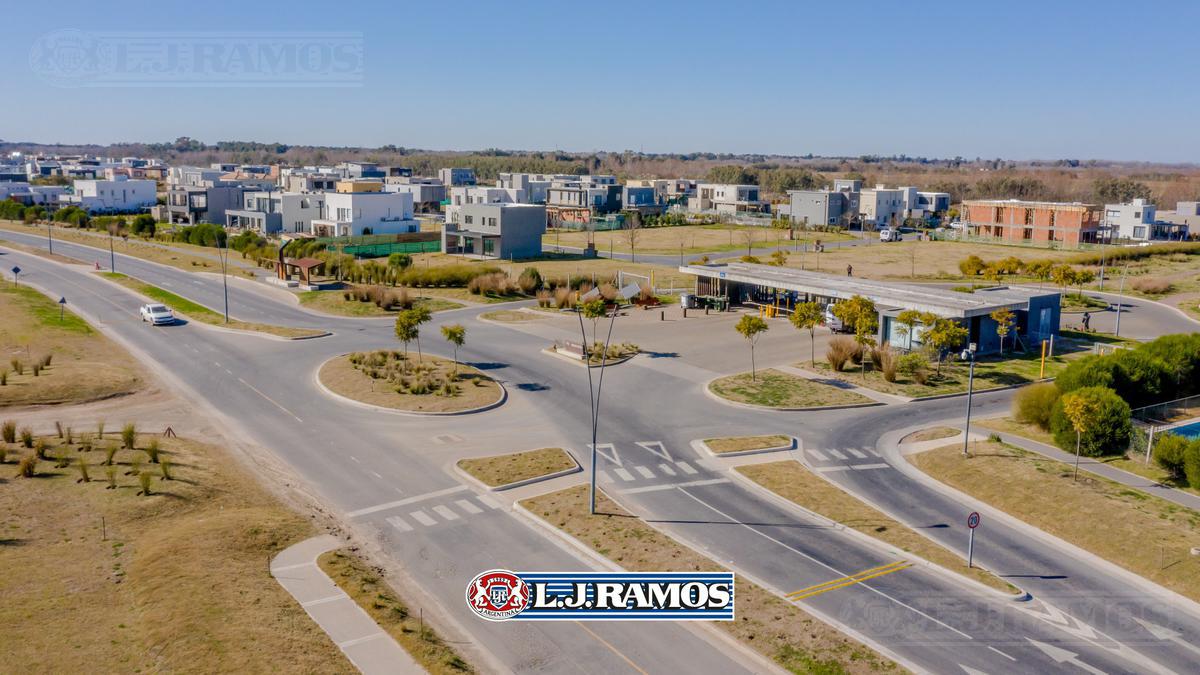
[4,230,1199,674]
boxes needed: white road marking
[613,467,635,482]
[455,499,483,515]
[236,377,303,423]
[346,485,469,518]
[350,456,360,463]
[476,494,502,510]
[816,465,851,473]
[386,515,412,532]
[658,463,676,476]
[846,448,868,459]
[623,478,731,494]
[634,466,655,479]
[409,510,437,527]
[590,442,620,466]
[807,448,829,462]
[851,463,890,471]
[635,441,672,461]
[865,448,880,457]
[432,505,459,521]
[370,471,383,480]
[828,449,848,460]
[676,461,698,475]
[338,633,386,649]
[986,645,1016,661]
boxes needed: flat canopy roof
[681,263,1056,318]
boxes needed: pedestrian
[1082,311,1091,331]
[846,264,853,277]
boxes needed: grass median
[709,368,873,408]
[101,272,326,339]
[908,440,1200,602]
[1,284,144,406]
[521,485,896,674]
[705,435,792,454]
[457,447,576,487]
[298,289,462,317]
[737,461,1015,594]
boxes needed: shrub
[740,255,761,264]
[827,336,858,372]
[877,345,898,382]
[0,447,6,463]
[78,432,93,452]
[553,286,574,309]
[20,427,33,448]
[517,267,542,294]
[11,358,22,375]
[55,421,63,438]
[121,423,137,450]
[105,466,117,489]
[1130,277,1173,295]
[1138,333,1200,398]
[1153,433,1191,478]
[97,420,105,438]
[41,354,52,368]
[34,438,49,460]
[160,459,173,481]
[1,420,14,444]
[959,255,986,276]
[104,445,118,466]
[1013,382,1061,430]
[1,371,6,386]
[536,289,553,307]
[65,427,73,444]
[54,449,69,468]
[138,471,154,496]
[145,438,161,463]
[897,352,926,375]
[127,456,142,477]
[1049,386,1132,457]
[16,455,37,478]
[1185,442,1200,489]
[77,458,90,483]
[1056,350,1171,408]
[31,363,41,377]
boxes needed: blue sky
[3,1,1198,162]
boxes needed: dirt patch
[521,485,896,675]
[319,352,501,413]
[0,433,349,672]
[705,435,792,454]
[710,369,872,408]
[457,447,576,487]
[899,427,960,444]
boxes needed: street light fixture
[219,237,230,324]
[961,343,977,457]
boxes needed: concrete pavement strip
[271,535,423,675]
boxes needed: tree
[130,214,156,237]
[1026,259,1054,289]
[990,308,1015,354]
[1060,389,1100,480]
[789,301,824,365]
[410,306,432,362]
[1072,268,1096,296]
[895,309,922,351]
[387,252,412,269]
[735,315,769,381]
[624,221,641,263]
[394,310,420,369]
[923,318,968,375]
[831,295,878,379]
[1093,177,1151,204]
[441,324,466,375]
[958,255,986,276]
[1050,386,1132,459]
[707,165,757,185]
[741,228,756,257]
[1050,264,1078,292]
[579,297,607,346]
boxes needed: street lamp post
[961,344,977,457]
[1114,261,1129,337]
[47,223,53,255]
[219,238,230,324]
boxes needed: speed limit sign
[967,511,981,529]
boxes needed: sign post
[58,296,66,322]
[966,511,981,568]
[11,265,21,285]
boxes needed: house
[910,190,951,220]
[309,180,417,237]
[225,191,325,234]
[1103,198,1188,241]
[859,185,907,228]
[337,161,385,179]
[1156,202,1199,239]
[962,199,1102,247]
[496,172,574,203]
[621,184,665,216]
[442,203,546,259]
[688,184,766,214]
[281,169,340,193]
[439,168,477,187]
[786,188,859,227]
[546,177,623,226]
[60,177,156,213]
[166,185,248,225]
[384,176,446,212]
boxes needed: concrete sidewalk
[272,535,424,674]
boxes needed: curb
[703,375,882,412]
[540,346,637,369]
[452,450,582,492]
[312,355,507,417]
[694,436,797,458]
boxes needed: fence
[1132,393,1200,425]
[336,240,441,257]
[928,229,1103,252]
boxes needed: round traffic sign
[967,512,981,529]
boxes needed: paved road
[5,230,1199,674]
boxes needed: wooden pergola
[277,256,325,285]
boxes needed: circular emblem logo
[29,29,109,87]
[466,569,529,621]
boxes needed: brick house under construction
[962,199,1102,247]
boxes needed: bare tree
[624,221,641,263]
[741,228,755,257]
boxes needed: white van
[879,228,899,242]
[824,306,847,332]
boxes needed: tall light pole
[219,237,230,324]
[47,222,53,255]
[108,227,116,272]
[961,343,977,457]
[1114,261,1129,337]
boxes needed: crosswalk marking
[658,463,676,476]
[815,466,851,473]
[828,449,848,460]
[386,515,412,532]
[433,505,459,521]
[808,448,829,461]
[409,510,437,526]
[476,494,502,510]
[634,466,655,479]
[676,461,698,475]
[613,467,635,481]
[635,441,672,461]
[846,448,868,459]
[456,499,483,515]
[865,448,880,457]
[852,463,890,471]
[590,443,621,465]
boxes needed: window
[464,215,473,224]
[1133,211,1141,218]
[1133,226,1147,239]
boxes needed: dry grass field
[704,435,792,453]
[709,369,873,408]
[319,352,501,413]
[457,447,576,487]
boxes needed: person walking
[1082,311,1091,331]
[846,264,853,277]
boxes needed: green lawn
[709,369,873,408]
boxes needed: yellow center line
[786,560,909,598]
[789,563,913,602]
[574,621,650,675]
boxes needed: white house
[310,181,417,237]
[62,177,156,212]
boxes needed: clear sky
[3,0,1197,162]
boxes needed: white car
[879,228,899,242]
[139,303,175,325]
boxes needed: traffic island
[735,461,1017,594]
[519,484,896,675]
[298,288,463,317]
[700,435,795,457]
[898,427,961,445]
[707,369,875,410]
[544,340,640,368]
[456,447,580,490]
[907,440,1200,603]
[318,351,503,414]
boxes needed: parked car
[824,306,848,333]
[139,303,175,325]
[879,228,899,242]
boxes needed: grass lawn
[908,441,1200,602]
[899,427,960,444]
[101,272,326,339]
[319,353,501,413]
[318,550,473,674]
[1060,292,1109,312]
[542,223,853,256]
[410,252,697,291]
[1,284,144,406]
[737,461,1014,593]
[705,435,792,454]
[298,289,462,317]
[709,369,873,408]
[767,240,1081,282]
[479,309,548,322]
[0,433,351,672]
[521,485,895,675]
[974,417,1057,447]
[457,447,576,487]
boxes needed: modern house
[1102,198,1188,241]
[688,183,767,214]
[546,177,623,225]
[1157,202,1200,238]
[681,262,1060,355]
[166,185,248,225]
[225,191,325,234]
[309,180,417,237]
[384,176,446,213]
[442,203,546,260]
[281,169,340,193]
[621,184,665,216]
[60,177,157,213]
[496,172,574,204]
[961,199,1102,247]
[858,185,907,228]
[439,167,477,187]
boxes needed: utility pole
[109,227,116,272]
[1114,261,1129,337]
[220,238,230,324]
[961,344,977,457]
[47,223,53,255]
